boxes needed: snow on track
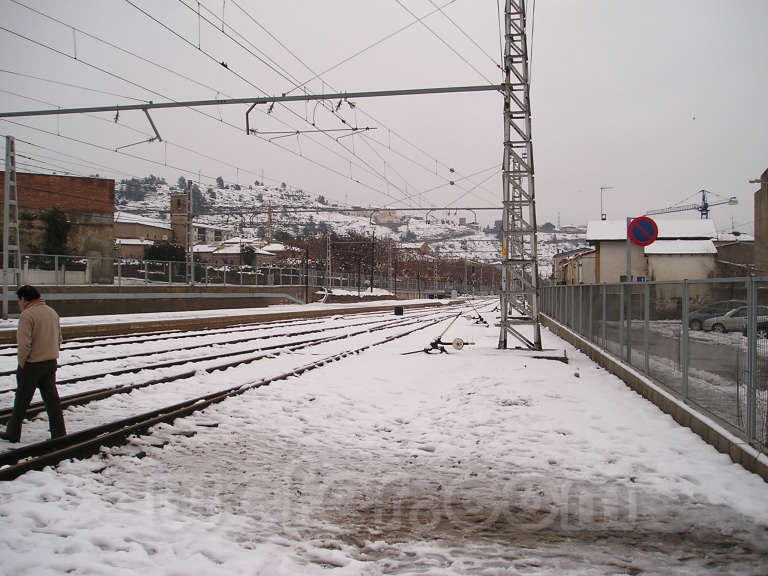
[1,303,767,575]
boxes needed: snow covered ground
[1,301,767,575]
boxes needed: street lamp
[600,186,614,220]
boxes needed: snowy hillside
[116,182,588,278]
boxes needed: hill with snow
[116,181,588,279]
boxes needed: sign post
[626,216,659,281]
[624,216,659,362]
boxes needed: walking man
[0,285,66,443]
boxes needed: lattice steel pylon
[3,135,22,319]
[498,0,542,350]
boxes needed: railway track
[0,308,454,420]
[0,305,415,358]
[0,304,482,480]
[0,308,444,380]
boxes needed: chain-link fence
[542,278,768,453]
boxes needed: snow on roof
[587,219,716,241]
[115,238,154,246]
[716,232,755,242]
[643,239,717,255]
[192,244,217,253]
[261,242,291,252]
[215,245,241,254]
[114,211,171,229]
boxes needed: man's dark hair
[16,285,41,301]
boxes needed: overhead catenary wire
[393,0,496,85]
[168,0,425,207]
[0,67,150,103]
[426,0,501,70]
[226,0,497,204]
[122,0,418,206]
[2,1,501,211]
[0,25,409,207]
[3,1,417,207]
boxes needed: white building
[584,219,717,283]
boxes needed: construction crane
[646,189,737,219]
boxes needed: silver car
[703,306,768,333]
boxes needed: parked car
[688,300,746,330]
[742,320,768,338]
[703,306,768,333]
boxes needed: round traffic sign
[627,216,658,246]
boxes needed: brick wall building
[755,168,768,276]
[0,172,114,283]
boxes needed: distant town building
[0,172,114,283]
[553,247,596,284]
[755,168,768,276]
[372,210,402,226]
[169,191,228,248]
[585,219,718,283]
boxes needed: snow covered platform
[1,307,767,574]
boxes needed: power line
[286,0,459,96]
[225,0,494,204]
[0,67,149,103]
[122,0,422,207]
[393,0,496,84]
[171,0,422,205]
[0,17,407,206]
[426,0,501,70]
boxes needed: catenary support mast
[498,0,542,350]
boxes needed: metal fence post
[168,261,172,285]
[562,285,567,324]
[626,284,632,364]
[681,280,689,398]
[644,282,650,374]
[54,255,59,286]
[578,285,583,335]
[619,283,625,357]
[588,284,593,342]
[117,259,122,286]
[746,277,757,440]
[144,261,148,284]
[601,284,606,348]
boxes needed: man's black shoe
[0,431,19,443]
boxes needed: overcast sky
[1,0,766,233]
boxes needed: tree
[42,207,70,255]
[119,178,145,201]
[144,241,185,262]
[540,222,556,232]
[317,195,328,205]
[242,245,256,266]
[177,176,187,190]
[216,176,225,189]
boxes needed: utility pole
[370,230,375,293]
[2,136,21,319]
[600,186,613,220]
[326,232,331,280]
[187,179,195,285]
[304,247,309,303]
[498,0,542,350]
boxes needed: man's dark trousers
[5,360,66,442]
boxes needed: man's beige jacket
[17,300,61,367]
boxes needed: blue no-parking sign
[627,216,658,246]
